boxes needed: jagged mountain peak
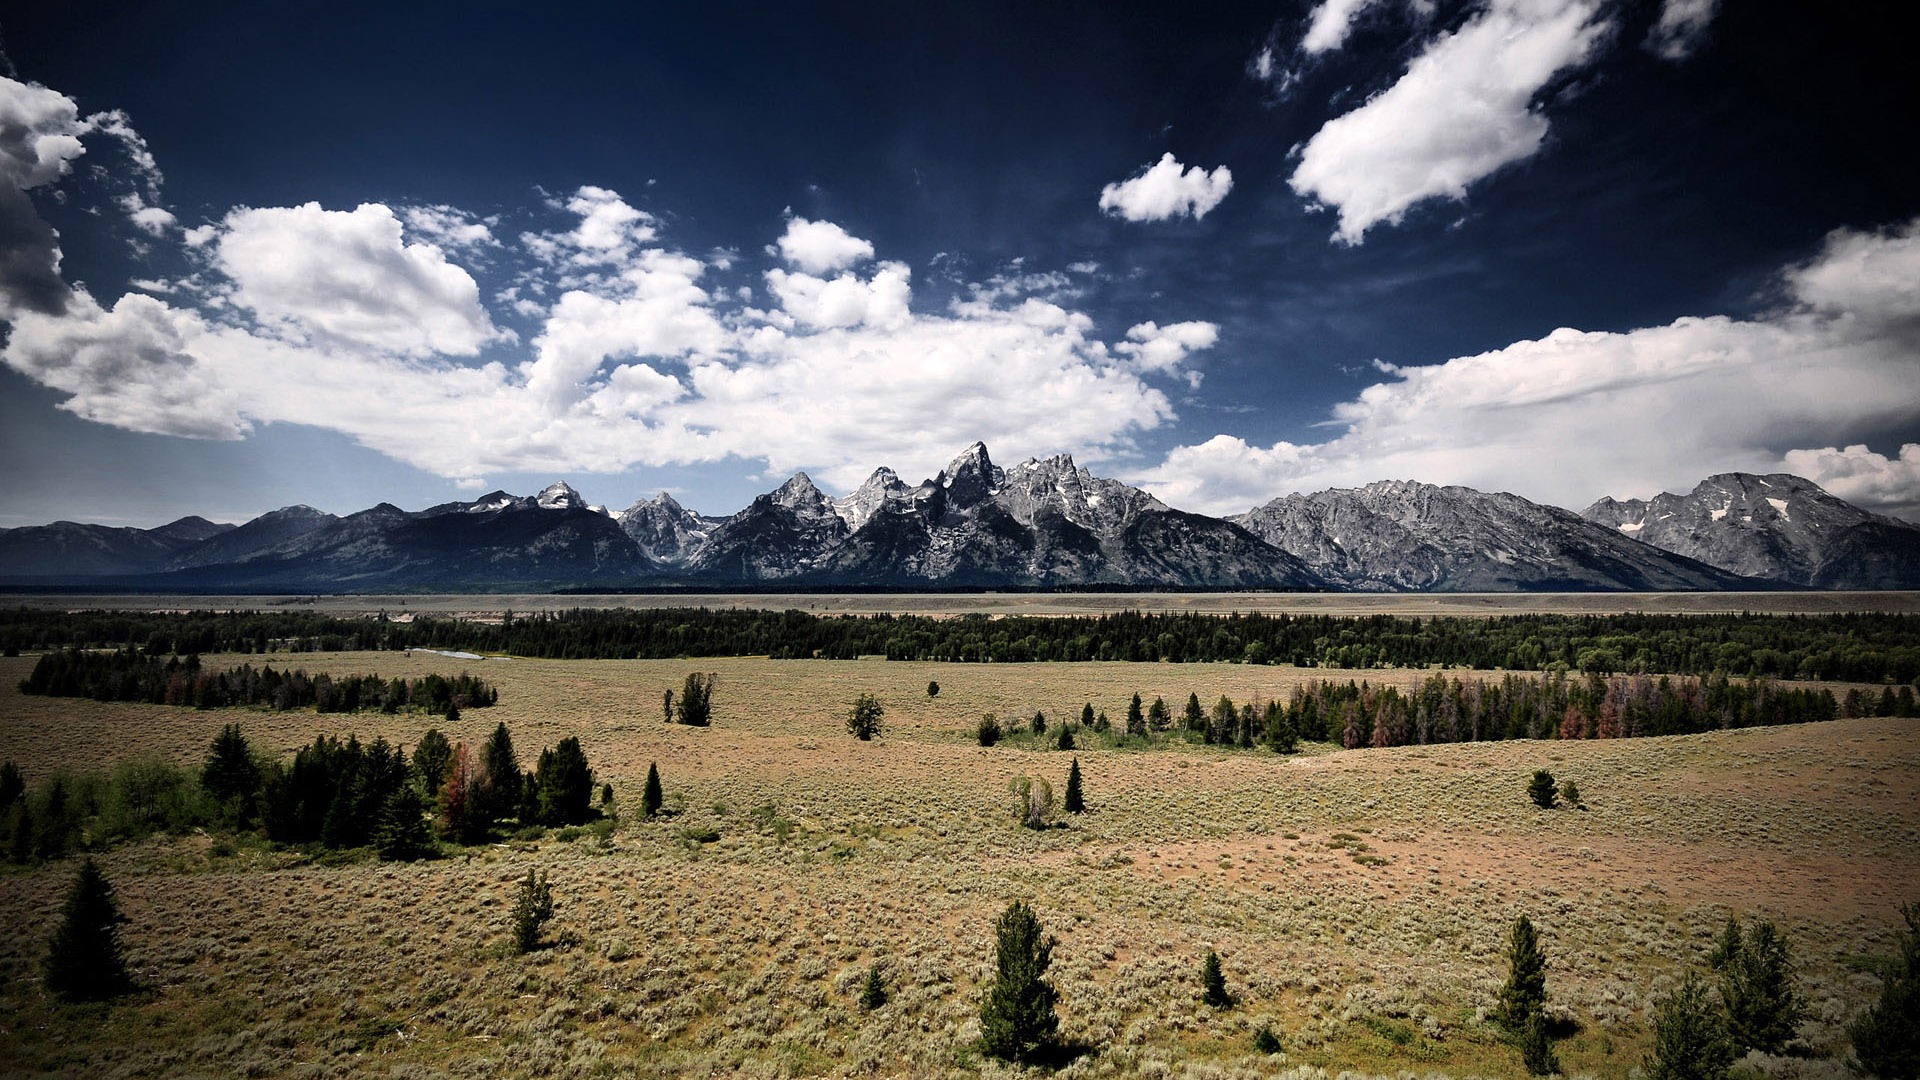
[938,441,1001,505]
[771,472,831,510]
[537,481,587,510]
[835,467,912,530]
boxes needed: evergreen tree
[1030,710,1046,735]
[1529,769,1558,809]
[1080,702,1096,728]
[1254,1025,1283,1054]
[481,722,519,820]
[847,693,885,740]
[43,857,130,1001]
[860,963,888,1010]
[510,869,554,953]
[1201,949,1232,1008]
[1126,693,1146,737]
[1521,1011,1562,1076]
[1708,916,1743,970]
[9,802,33,863]
[1055,724,1075,751]
[1722,919,1803,1054]
[1646,972,1735,1080]
[1148,696,1170,732]
[1848,902,1919,1080]
[1497,915,1549,1034]
[411,729,452,800]
[1011,776,1055,830]
[977,714,1002,747]
[927,680,940,698]
[375,784,432,861]
[979,900,1059,1063]
[1064,758,1084,814]
[675,672,715,726]
[1185,692,1205,735]
[201,722,261,826]
[1560,778,1582,805]
[0,759,22,811]
[642,762,663,818]
[533,736,595,825]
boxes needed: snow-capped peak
[537,481,586,510]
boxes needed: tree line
[19,649,497,714]
[4,607,1920,683]
[1,718,597,865]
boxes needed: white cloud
[402,204,497,251]
[1116,320,1219,373]
[1099,153,1234,223]
[521,185,657,271]
[765,261,912,330]
[773,216,874,274]
[1133,218,1920,516]
[1645,0,1719,61]
[0,77,90,317]
[1289,0,1610,245]
[213,201,501,357]
[1781,444,1920,522]
[128,204,176,236]
[1302,0,1386,54]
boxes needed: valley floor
[1,653,1915,1078]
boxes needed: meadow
[1,650,1915,1079]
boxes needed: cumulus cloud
[1645,0,1719,61]
[0,76,89,317]
[773,216,874,275]
[0,81,1212,496]
[1116,320,1220,374]
[1289,0,1610,245]
[1781,444,1920,522]
[1132,218,1920,517]
[213,202,501,357]
[1301,0,1387,54]
[1099,153,1233,223]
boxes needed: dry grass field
[1,651,1915,1079]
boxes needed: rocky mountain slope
[1582,473,1920,589]
[1234,480,1761,591]
[0,516,234,577]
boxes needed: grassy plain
[0,650,1915,1079]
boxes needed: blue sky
[2,0,1917,526]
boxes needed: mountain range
[2,443,1914,591]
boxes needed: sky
[1,0,1917,528]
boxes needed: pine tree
[1849,902,1919,1080]
[1521,1011,1562,1076]
[411,729,452,800]
[1646,972,1735,1080]
[1529,769,1558,809]
[642,762,663,818]
[1185,692,1205,734]
[1126,693,1146,737]
[1201,949,1232,1008]
[1030,710,1046,735]
[1722,919,1802,1054]
[860,963,888,1010]
[1064,759,1084,814]
[375,784,432,862]
[979,900,1059,1063]
[0,760,22,811]
[847,693,885,740]
[1497,915,1549,1034]
[1055,724,1074,751]
[1254,1025,1283,1054]
[675,673,715,726]
[510,869,554,953]
[1080,702,1096,728]
[1708,916,1742,970]
[200,722,261,826]
[481,722,519,821]
[43,857,130,1001]
[927,680,940,698]
[977,714,1002,747]
[533,736,595,825]
[1148,696,1170,732]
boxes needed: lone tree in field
[44,857,130,1001]
[1528,769,1558,809]
[1646,971,1735,1080]
[860,962,888,1010]
[1718,917,1803,1054]
[1497,915,1549,1035]
[511,869,554,953]
[977,714,1002,747]
[642,762,663,818]
[848,693,885,740]
[979,900,1059,1064]
[1201,949,1232,1008]
[1126,693,1146,737]
[675,673,715,726]
[1848,902,1919,1080]
[1030,710,1046,735]
[927,680,939,698]
[1063,758,1084,814]
[1011,776,1055,830]
[1080,702,1096,728]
